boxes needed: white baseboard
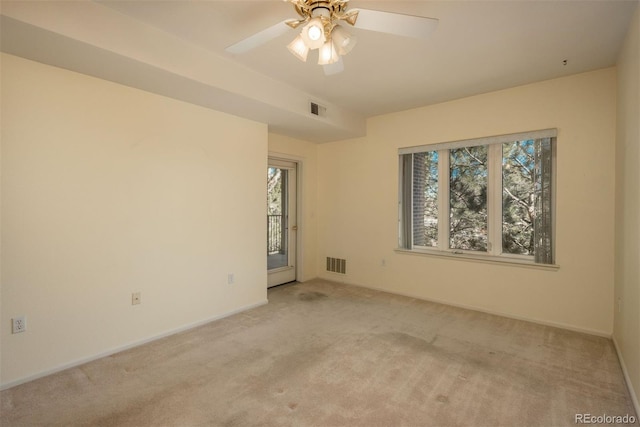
[613,336,640,418]
[317,274,612,338]
[0,299,268,391]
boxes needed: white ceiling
[1,0,638,142]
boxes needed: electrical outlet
[228,273,235,285]
[12,316,26,334]
[132,292,141,305]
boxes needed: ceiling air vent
[310,102,326,117]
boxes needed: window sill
[394,248,560,271]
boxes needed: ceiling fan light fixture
[344,9,359,26]
[229,0,439,75]
[323,56,344,76]
[318,40,339,65]
[308,25,322,41]
[301,17,326,49]
[331,25,356,55]
[287,35,310,62]
[285,18,307,30]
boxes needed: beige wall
[614,4,640,412]
[268,133,319,282]
[318,68,617,336]
[0,54,268,387]
[0,23,633,399]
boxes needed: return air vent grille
[326,257,346,274]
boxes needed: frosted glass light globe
[307,24,322,41]
[300,18,326,49]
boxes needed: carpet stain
[382,332,437,351]
[436,394,449,404]
[288,402,298,410]
[298,291,328,301]
[220,413,247,427]
[267,344,331,381]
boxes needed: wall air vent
[326,257,346,274]
[310,102,327,117]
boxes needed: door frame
[267,153,303,286]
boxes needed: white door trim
[267,154,302,287]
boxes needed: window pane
[412,152,438,247]
[449,146,488,251]
[502,140,536,255]
[533,138,554,264]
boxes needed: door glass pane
[267,167,288,270]
[449,146,488,251]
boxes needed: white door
[267,159,297,287]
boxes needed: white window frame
[397,129,558,269]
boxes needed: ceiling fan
[225,0,438,75]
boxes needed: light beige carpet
[1,279,637,426]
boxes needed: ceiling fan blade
[352,9,438,40]
[323,58,344,76]
[226,20,291,55]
